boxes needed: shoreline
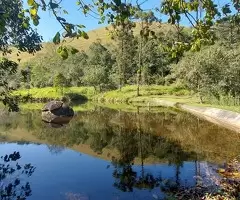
[12,86,240,132]
[129,98,240,133]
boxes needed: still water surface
[0,105,239,200]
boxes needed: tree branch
[49,0,69,33]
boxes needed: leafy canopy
[23,0,240,58]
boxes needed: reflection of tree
[89,134,108,154]
[2,107,239,163]
[0,152,35,200]
[112,161,137,192]
[135,107,160,190]
[154,137,197,165]
[111,111,138,191]
[47,145,65,155]
[1,106,238,198]
[111,110,161,192]
[111,129,161,192]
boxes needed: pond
[0,104,239,200]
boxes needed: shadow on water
[0,105,239,199]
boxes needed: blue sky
[23,0,230,41]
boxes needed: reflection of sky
[0,143,201,200]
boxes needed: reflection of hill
[0,106,239,164]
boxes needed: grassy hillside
[5,23,181,63]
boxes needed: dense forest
[13,16,240,106]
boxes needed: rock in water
[41,101,74,124]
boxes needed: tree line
[14,14,240,106]
[20,25,171,91]
[2,0,240,110]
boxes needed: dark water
[0,105,239,200]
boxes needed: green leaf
[63,10,68,14]
[22,22,29,29]
[222,4,231,15]
[113,0,121,6]
[33,18,39,26]
[30,8,37,16]
[60,47,68,60]
[57,46,68,60]
[77,24,86,28]
[27,0,34,6]
[53,32,61,44]
[57,46,62,54]
[172,51,177,58]
[18,13,24,19]
[49,2,59,9]
[81,31,89,39]
[70,47,79,54]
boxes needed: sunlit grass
[12,86,96,100]
[19,103,44,110]
[19,102,97,112]
[95,85,190,102]
[11,85,240,113]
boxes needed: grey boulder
[41,101,74,124]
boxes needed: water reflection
[47,144,65,155]
[0,106,239,163]
[0,152,35,200]
[0,105,239,199]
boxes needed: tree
[83,65,108,92]
[0,0,42,55]
[171,45,229,103]
[67,51,88,86]
[87,42,114,68]
[86,42,115,90]
[110,21,137,89]
[0,0,42,110]
[134,10,158,95]
[0,58,19,111]
[141,39,169,85]
[30,62,53,88]
[53,72,67,95]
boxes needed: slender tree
[135,10,158,95]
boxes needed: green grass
[94,85,190,102]
[12,85,240,113]
[19,103,44,110]
[12,86,96,101]
[19,102,96,112]
[95,102,180,113]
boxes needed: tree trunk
[137,22,143,97]
[119,37,124,91]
